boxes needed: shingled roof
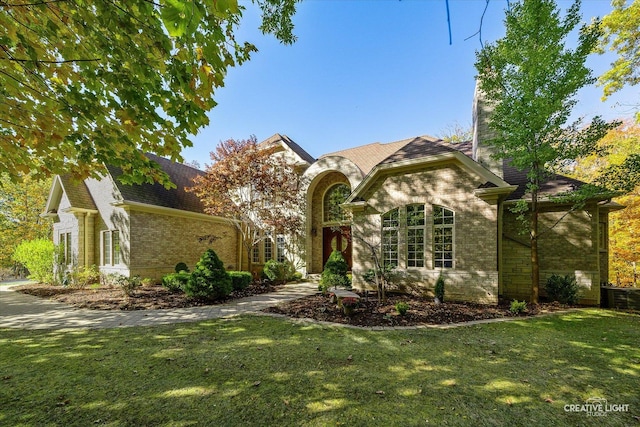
[261,133,316,165]
[107,153,206,214]
[58,174,98,211]
[320,138,414,175]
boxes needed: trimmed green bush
[175,262,189,273]
[510,300,527,314]
[229,271,253,291]
[395,301,409,316]
[434,275,445,303]
[263,260,294,285]
[162,272,190,293]
[545,274,580,305]
[184,249,232,300]
[320,250,351,290]
[12,239,55,284]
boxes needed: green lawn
[1,310,638,426]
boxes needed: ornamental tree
[0,0,298,188]
[475,0,618,303]
[188,136,305,274]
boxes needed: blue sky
[183,0,637,164]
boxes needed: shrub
[289,271,303,282]
[320,250,351,290]
[434,275,445,303]
[184,249,232,300]
[509,300,527,314]
[229,271,253,291]
[395,301,409,316]
[12,239,55,284]
[545,274,580,305]
[102,273,140,297]
[175,262,189,273]
[162,272,190,293]
[65,265,100,289]
[263,260,294,285]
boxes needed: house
[43,93,618,305]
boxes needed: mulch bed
[11,282,281,311]
[11,283,572,326]
[263,292,571,327]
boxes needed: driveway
[0,281,317,330]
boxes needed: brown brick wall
[350,163,499,304]
[502,204,601,305]
[129,211,239,282]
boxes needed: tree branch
[0,0,70,6]
[1,57,101,63]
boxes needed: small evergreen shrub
[509,300,527,314]
[12,239,55,284]
[434,275,445,303]
[545,274,580,305]
[229,271,253,291]
[184,249,232,300]
[175,262,189,273]
[395,301,409,316]
[320,250,351,290]
[263,260,294,285]
[162,272,190,293]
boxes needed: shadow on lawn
[0,309,638,426]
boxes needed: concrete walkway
[0,281,317,330]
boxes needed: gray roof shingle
[107,153,206,214]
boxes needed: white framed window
[406,204,425,267]
[276,235,286,262]
[382,208,399,268]
[60,232,72,265]
[264,235,273,261]
[252,244,260,264]
[102,230,121,266]
[433,206,454,269]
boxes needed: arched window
[406,204,425,267]
[382,208,399,267]
[323,183,351,223]
[433,206,454,268]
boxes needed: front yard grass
[1,309,638,426]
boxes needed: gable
[43,174,98,217]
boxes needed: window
[60,232,72,265]
[433,206,454,268]
[102,230,120,266]
[406,204,425,267]
[252,244,260,264]
[323,183,351,223]
[264,235,273,261]
[382,208,399,267]
[276,235,286,262]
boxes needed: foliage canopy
[0,0,298,187]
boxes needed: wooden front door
[322,226,352,270]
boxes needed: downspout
[497,201,504,298]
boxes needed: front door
[322,226,352,270]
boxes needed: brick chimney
[472,80,503,179]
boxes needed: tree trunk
[530,192,540,304]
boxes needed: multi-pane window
[252,244,260,264]
[323,184,351,223]
[382,208,399,267]
[276,235,286,262]
[406,204,425,267]
[60,232,72,265]
[433,206,454,268]
[264,236,273,261]
[102,230,120,266]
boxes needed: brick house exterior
[44,95,618,305]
